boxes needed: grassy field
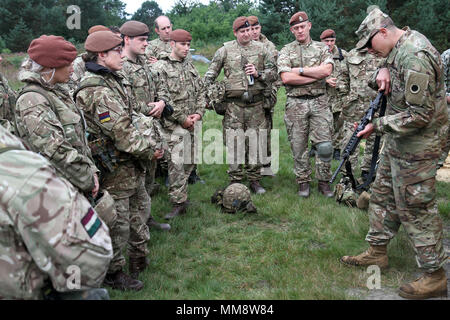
[1,58,448,300]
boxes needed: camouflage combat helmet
[211,183,257,213]
[335,176,359,208]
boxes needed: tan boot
[398,268,448,299]
[340,245,389,269]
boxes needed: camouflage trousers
[341,119,376,172]
[438,104,450,167]
[144,159,158,195]
[165,126,196,204]
[284,95,333,183]
[365,151,447,272]
[106,170,151,273]
[223,101,269,182]
[332,111,345,151]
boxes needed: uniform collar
[387,27,411,65]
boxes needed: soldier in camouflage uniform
[341,8,448,299]
[204,17,277,194]
[248,15,279,176]
[0,125,112,300]
[0,55,16,133]
[14,35,100,202]
[153,29,206,219]
[438,48,450,167]
[320,29,348,160]
[75,31,163,290]
[278,11,335,198]
[119,20,171,231]
[68,25,113,94]
[340,47,385,178]
[145,16,173,64]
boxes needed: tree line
[0,0,448,54]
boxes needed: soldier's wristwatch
[298,67,304,75]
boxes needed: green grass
[1,58,448,300]
[109,62,449,300]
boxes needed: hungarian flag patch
[81,208,102,238]
[99,111,111,123]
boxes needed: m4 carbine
[330,91,386,185]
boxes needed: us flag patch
[81,208,102,238]
[99,111,111,123]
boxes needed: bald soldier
[341,7,448,299]
[248,15,279,176]
[320,29,348,160]
[278,12,335,198]
[145,15,173,64]
[204,17,277,194]
[0,125,112,300]
[119,20,170,231]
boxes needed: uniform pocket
[405,177,436,208]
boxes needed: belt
[295,94,324,100]
[226,95,264,105]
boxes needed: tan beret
[88,25,110,35]
[233,16,250,32]
[170,29,192,42]
[248,16,259,26]
[85,31,123,53]
[120,20,150,37]
[320,29,336,40]
[28,35,77,68]
[289,12,309,26]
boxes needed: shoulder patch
[405,70,429,106]
[81,207,102,238]
[98,111,111,123]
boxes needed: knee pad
[315,141,333,162]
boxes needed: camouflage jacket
[326,46,349,113]
[371,27,448,160]
[118,55,169,115]
[278,39,334,97]
[442,48,450,99]
[68,54,86,94]
[0,125,112,300]
[204,40,277,98]
[145,38,171,60]
[0,72,16,133]
[75,63,158,195]
[153,55,206,131]
[14,70,98,193]
[341,48,384,120]
[258,34,278,61]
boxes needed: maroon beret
[120,21,150,37]
[320,29,336,40]
[247,16,259,26]
[170,29,192,42]
[88,25,110,35]
[233,17,250,31]
[28,35,77,68]
[289,12,309,26]
[85,31,123,52]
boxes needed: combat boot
[250,181,266,194]
[164,202,188,220]
[318,181,334,198]
[147,216,171,231]
[129,257,150,279]
[298,182,310,198]
[398,268,448,299]
[103,270,144,291]
[340,245,389,269]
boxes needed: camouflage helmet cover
[212,183,257,213]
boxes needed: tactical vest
[222,41,266,98]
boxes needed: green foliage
[4,18,33,52]
[132,0,163,38]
